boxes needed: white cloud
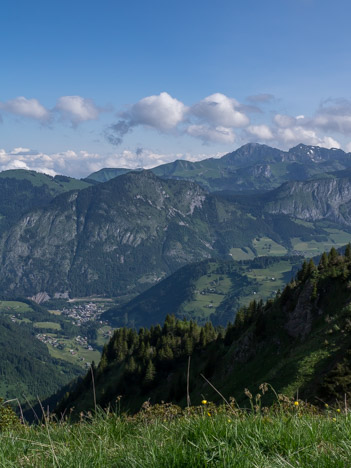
[191,93,249,127]
[106,92,250,146]
[129,92,187,131]
[0,95,104,127]
[0,97,49,121]
[273,113,298,128]
[276,126,340,149]
[186,124,236,144]
[55,96,101,125]
[247,124,273,140]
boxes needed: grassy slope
[1,409,351,467]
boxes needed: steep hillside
[0,169,90,233]
[0,313,82,402]
[56,247,351,415]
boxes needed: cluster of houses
[61,302,104,326]
[36,333,63,349]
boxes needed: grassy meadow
[1,398,350,467]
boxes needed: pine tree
[143,360,156,384]
[319,252,329,270]
[307,258,317,276]
[125,356,136,374]
[329,247,338,264]
[297,260,308,281]
[184,336,194,355]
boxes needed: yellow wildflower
[332,417,337,422]
[294,401,299,406]
[336,409,341,413]
[201,400,207,405]
[207,412,211,417]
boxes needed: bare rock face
[285,281,314,339]
[266,177,351,226]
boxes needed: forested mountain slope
[56,248,351,415]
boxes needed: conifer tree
[319,252,329,270]
[329,247,338,264]
[297,260,308,281]
[143,360,156,384]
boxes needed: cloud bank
[0,147,225,179]
[105,91,349,150]
[0,95,103,126]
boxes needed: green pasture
[252,237,287,256]
[34,322,61,330]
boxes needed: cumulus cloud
[275,126,340,149]
[271,111,341,149]
[55,96,101,125]
[0,95,104,127]
[105,92,188,146]
[313,98,351,134]
[246,124,274,140]
[129,92,187,130]
[106,92,249,146]
[0,97,50,121]
[186,125,235,144]
[191,93,249,128]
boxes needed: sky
[1,0,351,177]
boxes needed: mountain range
[0,144,350,300]
[86,143,351,192]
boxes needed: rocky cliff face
[265,175,351,226]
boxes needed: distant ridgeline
[55,247,351,415]
[1,145,351,299]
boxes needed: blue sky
[1,0,351,177]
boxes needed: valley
[2,143,351,407]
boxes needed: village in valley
[36,301,114,368]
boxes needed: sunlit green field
[34,322,61,330]
[0,301,32,313]
[230,247,255,260]
[252,237,288,256]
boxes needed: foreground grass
[1,406,351,467]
